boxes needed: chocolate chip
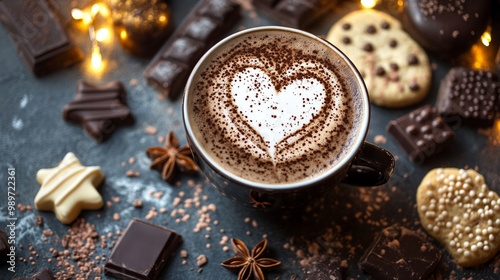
[363,43,374,52]
[389,39,397,48]
[390,63,399,71]
[366,25,376,34]
[408,54,419,65]
[342,23,351,30]
[376,67,386,76]
[409,81,420,91]
[381,21,390,29]
[342,37,351,44]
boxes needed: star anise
[146,131,198,183]
[221,238,281,280]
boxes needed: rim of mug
[182,26,370,192]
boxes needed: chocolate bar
[144,0,240,100]
[436,67,499,128]
[253,0,336,29]
[303,258,342,280]
[104,219,182,280]
[359,225,441,280]
[14,269,55,280]
[62,80,134,142]
[386,105,455,163]
[0,0,83,76]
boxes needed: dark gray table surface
[1,0,500,279]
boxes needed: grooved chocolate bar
[436,67,500,128]
[0,0,83,76]
[253,0,336,29]
[359,225,441,280]
[62,80,134,142]
[144,0,240,100]
[104,219,182,280]
[386,105,455,163]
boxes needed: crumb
[112,197,120,203]
[113,213,120,221]
[180,250,188,258]
[160,208,167,213]
[222,246,229,252]
[128,157,135,165]
[252,220,258,228]
[35,216,43,226]
[167,108,174,115]
[121,161,126,167]
[154,191,163,199]
[145,125,157,135]
[43,230,54,236]
[374,135,387,144]
[126,170,140,177]
[133,199,143,208]
[145,207,158,220]
[129,78,138,86]
[197,254,208,267]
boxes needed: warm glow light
[71,9,83,20]
[95,28,109,42]
[91,4,100,16]
[91,47,102,70]
[481,31,491,47]
[120,30,127,39]
[83,13,93,25]
[361,0,377,8]
[159,15,166,22]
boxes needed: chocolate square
[146,59,190,99]
[104,219,182,280]
[436,67,499,127]
[181,16,219,44]
[386,105,455,163]
[197,0,239,21]
[161,37,206,67]
[14,269,55,280]
[0,0,83,76]
[359,225,441,280]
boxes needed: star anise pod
[221,238,281,280]
[146,131,198,183]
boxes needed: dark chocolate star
[62,80,134,142]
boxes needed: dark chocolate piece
[104,219,182,280]
[400,0,491,59]
[436,67,499,128]
[386,105,455,163]
[0,229,8,263]
[376,67,386,76]
[363,43,374,52]
[254,0,336,29]
[144,0,240,100]
[111,0,173,57]
[366,25,376,34]
[14,269,55,280]
[359,225,441,280]
[0,0,83,76]
[342,37,351,44]
[381,21,390,29]
[389,39,397,48]
[304,258,342,280]
[62,80,134,142]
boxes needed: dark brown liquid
[189,30,363,184]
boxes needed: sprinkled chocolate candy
[436,67,499,127]
[342,37,351,44]
[363,43,374,52]
[390,63,399,71]
[386,105,455,163]
[13,269,55,280]
[381,21,390,29]
[408,54,419,65]
[376,67,386,76]
[359,225,441,280]
[409,81,420,91]
[366,25,376,34]
[342,23,351,30]
[417,168,500,267]
[389,39,397,48]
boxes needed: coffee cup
[182,26,394,209]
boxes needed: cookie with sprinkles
[417,168,500,267]
[326,9,431,108]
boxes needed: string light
[91,46,102,70]
[481,29,491,47]
[361,0,377,8]
[96,28,109,42]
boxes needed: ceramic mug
[182,26,394,209]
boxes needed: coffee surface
[189,30,362,184]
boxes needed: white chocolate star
[35,152,104,224]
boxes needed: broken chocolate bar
[144,0,240,100]
[436,67,500,128]
[386,105,455,163]
[254,0,336,29]
[14,269,55,280]
[0,0,83,76]
[104,219,182,280]
[359,225,441,280]
[62,80,134,142]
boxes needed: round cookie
[326,9,431,108]
[400,0,491,60]
[417,168,500,267]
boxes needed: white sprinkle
[446,222,452,228]
[465,226,471,233]
[484,245,490,251]
[450,240,456,247]
[474,198,481,205]
[482,229,488,236]
[489,234,495,241]
[470,191,476,197]
[475,228,482,235]
[457,248,463,254]
[420,205,427,211]
[464,250,470,257]
[477,241,484,247]
[453,216,460,223]
[433,226,439,232]
[471,245,477,252]
[464,241,470,248]
[426,211,436,218]
[426,190,433,197]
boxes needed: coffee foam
[189,30,363,184]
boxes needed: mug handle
[342,141,394,186]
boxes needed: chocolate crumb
[180,249,188,258]
[113,213,120,221]
[133,199,143,208]
[35,215,43,226]
[197,254,208,267]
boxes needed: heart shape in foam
[417,168,500,267]
[231,67,325,156]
